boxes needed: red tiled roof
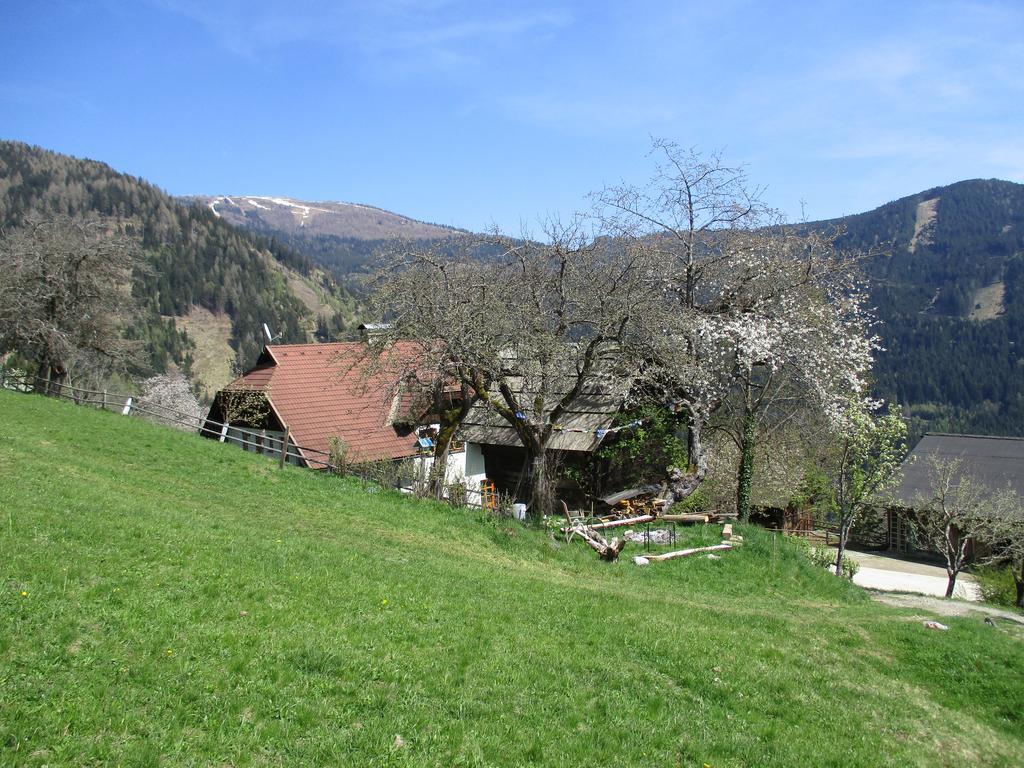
[224,341,431,464]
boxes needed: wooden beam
[278,425,290,469]
[661,513,710,523]
[561,514,655,533]
[633,542,732,565]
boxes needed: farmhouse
[882,432,1024,554]
[456,359,634,506]
[202,341,471,478]
[202,339,646,509]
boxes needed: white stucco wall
[409,441,488,504]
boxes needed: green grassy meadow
[1,390,1023,766]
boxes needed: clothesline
[509,399,686,438]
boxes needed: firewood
[722,524,733,539]
[632,542,732,565]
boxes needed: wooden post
[0,360,5,389]
[279,426,290,469]
[101,390,107,410]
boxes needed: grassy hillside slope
[1,392,1022,766]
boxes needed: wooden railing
[0,367,333,470]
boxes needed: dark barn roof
[456,350,633,453]
[889,433,1024,507]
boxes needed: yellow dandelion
[166,649,173,656]
[20,591,28,597]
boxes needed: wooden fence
[0,366,335,471]
[0,365,494,506]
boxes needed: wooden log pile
[560,492,743,563]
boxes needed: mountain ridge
[186,193,462,241]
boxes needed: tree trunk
[527,451,553,521]
[736,398,756,521]
[666,416,710,511]
[428,388,475,501]
[44,360,67,397]
[428,440,451,500]
[834,520,850,576]
[428,419,458,500]
[945,570,957,598]
[1015,560,1023,609]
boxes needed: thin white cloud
[147,0,571,67]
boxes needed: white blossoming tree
[710,228,878,519]
[596,142,877,510]
[826,400,907,576]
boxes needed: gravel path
[844,549,981,600]
[871,591,1024,626]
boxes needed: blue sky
[2,1,1022,231]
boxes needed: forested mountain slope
[818,179,1024,438]
[0,142,357,395]
[4,140,1019,434]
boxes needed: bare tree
[592,145,765,502]
[0,215,139,393]
[910,456,1023,598]
[370,221,655,518]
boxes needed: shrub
[805,543,859,579]
[446,479,467,508]
[673,485,710,514]
[328,436,349,475]
[975,565,1017,608]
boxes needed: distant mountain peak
[189,194,460,241]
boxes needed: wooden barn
[882,432,1024,555]
[456,358,634,507]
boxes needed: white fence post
[122,397,133,416]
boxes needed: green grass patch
[2,390,1023,766]
[975,565,1022,609]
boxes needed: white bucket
[511,503,528,521]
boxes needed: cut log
[661,513,710,523]
[722,524,733,539]
[632,543,732,564]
